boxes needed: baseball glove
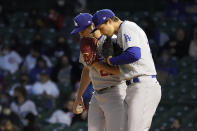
[102,37,123,59]
[112,40,123,56]
[80,37,98,65]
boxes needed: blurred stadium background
[0,0,197,130]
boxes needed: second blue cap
[71,13,93,34]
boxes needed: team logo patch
[88,20,91,24]
[74,21,78,27]
[124,34,131,42]
[103,17,106,20]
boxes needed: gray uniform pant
[126,76,161,131]
[88,84,127,131]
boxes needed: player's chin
[104,33,113,37]
[108,32,114,37]
[100,31,111,37]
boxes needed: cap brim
[70,25,90,35]
[91,28,98,33]
[70,27,83,35]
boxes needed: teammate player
[91,9,162,131]
[71,13,127,131]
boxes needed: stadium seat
[182,108,197,127]
[69,122,88,131]
[43,123,70,131]
[40,28,56,45]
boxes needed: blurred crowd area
[0,0,197,131]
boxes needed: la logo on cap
[74,21,78,27]
[103,17,106,20]
[88,21,91,24]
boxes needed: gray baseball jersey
[79,35,125,90]
[116,21,161,131]
[79,36,127,131]
[117,21,157,80]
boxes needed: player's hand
[107,56,113,66]
[73,96,85,114]
[92,62,107,71]
[92,61,100,68]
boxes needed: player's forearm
[93,62,120,75]
[77,66,91,98]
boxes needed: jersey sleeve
[120,24,140,51]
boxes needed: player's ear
[90,24,94,30]
[93,30,101,39]
[108,19,112,24]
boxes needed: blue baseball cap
[71,13,93,34]
[91,9,115,33]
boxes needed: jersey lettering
[124,34,131,42]
[100,70,109,77]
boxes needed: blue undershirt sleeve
[109,47,141,65]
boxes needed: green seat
[0,27,13,40]
[132,11,149,19]
[69,122,88,131]
[3,70,20,89]
[43,123,69,131]
[9,12,28,28]
[149,39,160,58]
[0,23,5,28]
[167,106,191,118]
[153,106,189,130]
[153,16,160,23]
[40,28,56,45]
[116,11,131,19]
[156,105,168,114]
[151,106,170,130]
[55,83,73,108]
[175,56,194,71]
[178,83,194,95]
[58,83,72,96]
[151,116,170,131]
[182,108,197,127]
[179,89,197,104]
[162,88,181,104]
[18,28,35,45]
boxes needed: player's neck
[81,34,94,38]
[114,20,122,34]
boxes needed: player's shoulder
[120,21,139,30]
[119,21,144,37]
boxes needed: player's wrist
[92,61,98,67]
[107,56,113,66]
[76,95,83,100]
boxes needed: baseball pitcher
[91,9,161,131]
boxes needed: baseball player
[91,9,162,131]
[71,13,127,131]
